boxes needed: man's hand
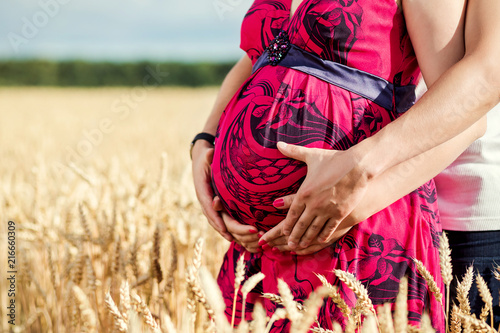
[272,142,371,249]
[259,219,354,255]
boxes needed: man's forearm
[355,53,499,179]
[347,116,486,224]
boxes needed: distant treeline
[0,60,235,87]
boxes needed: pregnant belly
[211,74,355,230]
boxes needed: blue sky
[0,0,252,62]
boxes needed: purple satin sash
[252,44,416,114]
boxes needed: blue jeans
[446,229,500,327]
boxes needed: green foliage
[0,60,235,87]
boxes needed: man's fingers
[298,216,328,248]
[260,223,285,245]
[266,235,288,248]
[277,141,310,162]
[294,244,323,255]
[273,194,295,210]
[286,210,314,249]
[281,201,306,236]
[318,218,342,243]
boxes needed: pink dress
[211,0,445,331]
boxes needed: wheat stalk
[232,254,246,328]
[377,302,395,333]
[394,276,408,333]
[439,232,453,333]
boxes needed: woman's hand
[191,140,234,242]
[219,208,263,253]
[271,142,372,249]
[260,218,354,255]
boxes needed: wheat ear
[131,291,161,333]
[450,305,462,333]
[151,225,163,283]
[119,280,130,323]
[278,278,302,321]
[264,308,287,333]
[315,273,351,318]
[476,272,494,327]
[456,311,496,333]
[457,265,474,315]
[334,270,375,316]
[105,292,128,332]
[72,284,97,333]
[413,258,443,304]
[241,272,265,322]
[292,286,329,333]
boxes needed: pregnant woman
[192,0,499,331]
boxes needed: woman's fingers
[222,212,258,235]
[272,194,295,210]
[221,212,261,251]
[192,145,233,242]
[212,196,224,211]
[199,189,233,242]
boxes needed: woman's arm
[191,54,253,241]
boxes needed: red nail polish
[273,198,284,208]
[258,233,263,238]
[248,229,258,234]
[290,251,297,255]
[272,247,280,253]
[258,238,267,246]
[262,243,271,251]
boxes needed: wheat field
[0,87,498,333]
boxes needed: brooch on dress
[266,30,291,66]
